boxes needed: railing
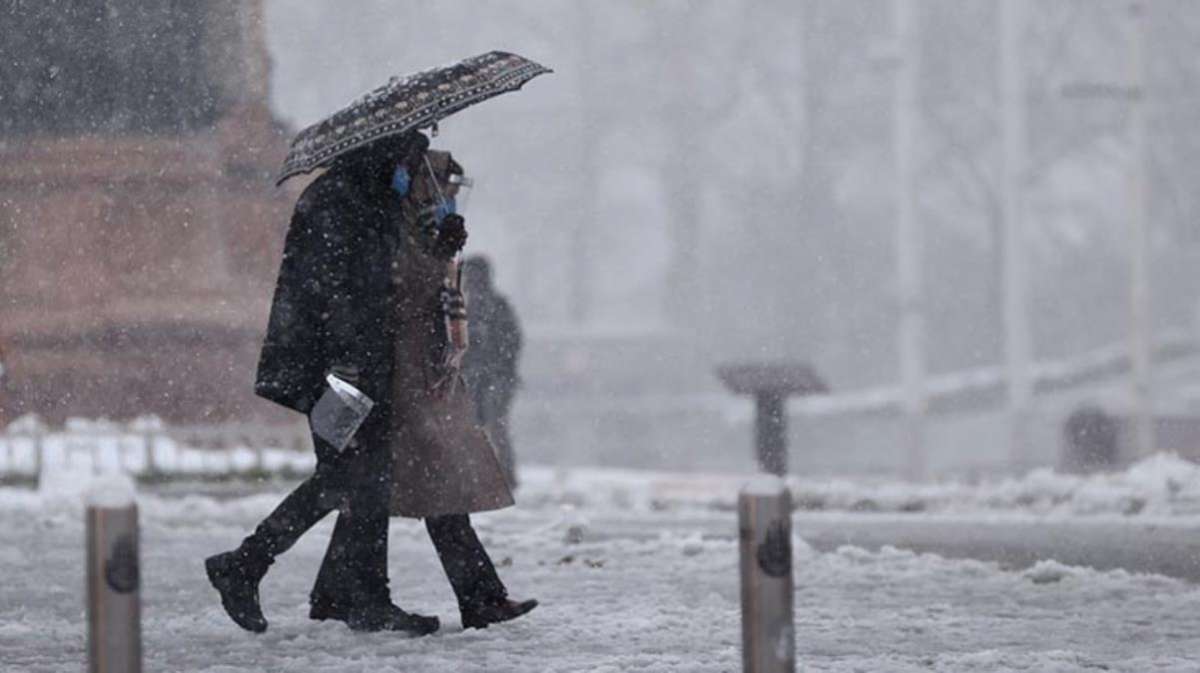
[0,418,314,483]
[4,331,1197,484]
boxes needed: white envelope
[309,373,375,453]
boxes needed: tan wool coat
[387,208,514,519]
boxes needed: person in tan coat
[386,150,515,517]
[384,147,537,628]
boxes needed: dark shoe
[342,603,440,635]
[205,551,268,633]
[308,599,350,622]
[461,598,538,630]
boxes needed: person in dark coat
[204,131,535,635]
[461,255,523,488]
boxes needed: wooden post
[86,478,141,673]
[739,477,795,672]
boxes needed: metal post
[739,478,795,673]
[570,1,596,324]
[1126,0,1153,460]
[86,479,141,673]
[755,393,788,476]
[1001,0,1033,474]
[892,0,927,481]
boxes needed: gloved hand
[431,213,467,260]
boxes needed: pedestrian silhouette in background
[462,256,523,488]
[1063,405,1120,472]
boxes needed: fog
[263,1,1200,476]
[8,3,1200,670]
[265,1,1200,386]
[4,1,1200,475]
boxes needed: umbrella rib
[277,53,551,184]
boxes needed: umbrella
[276,51,552,185]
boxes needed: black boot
[341,602,440,635]
[205,548,270,633]
[461,597,538,630]
[308,595,352,622]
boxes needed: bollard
[739,476,795,673]
[86,476,142,673]
[754,392,788,476]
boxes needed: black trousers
[238,432,506,610]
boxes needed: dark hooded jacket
[254,134,428,418]
[462,262,522,423]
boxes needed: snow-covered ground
[523,451,1200,520]
[3,460,1200,671]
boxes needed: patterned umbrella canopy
[277,51,552,185]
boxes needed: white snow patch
[1023,560,1077,585]
[36,462,97,513]
[84,473,137,508]
[5,413,46,433]
[741,474,786,497]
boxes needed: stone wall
[0,0,302,425]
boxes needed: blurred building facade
[0,0,294,424]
